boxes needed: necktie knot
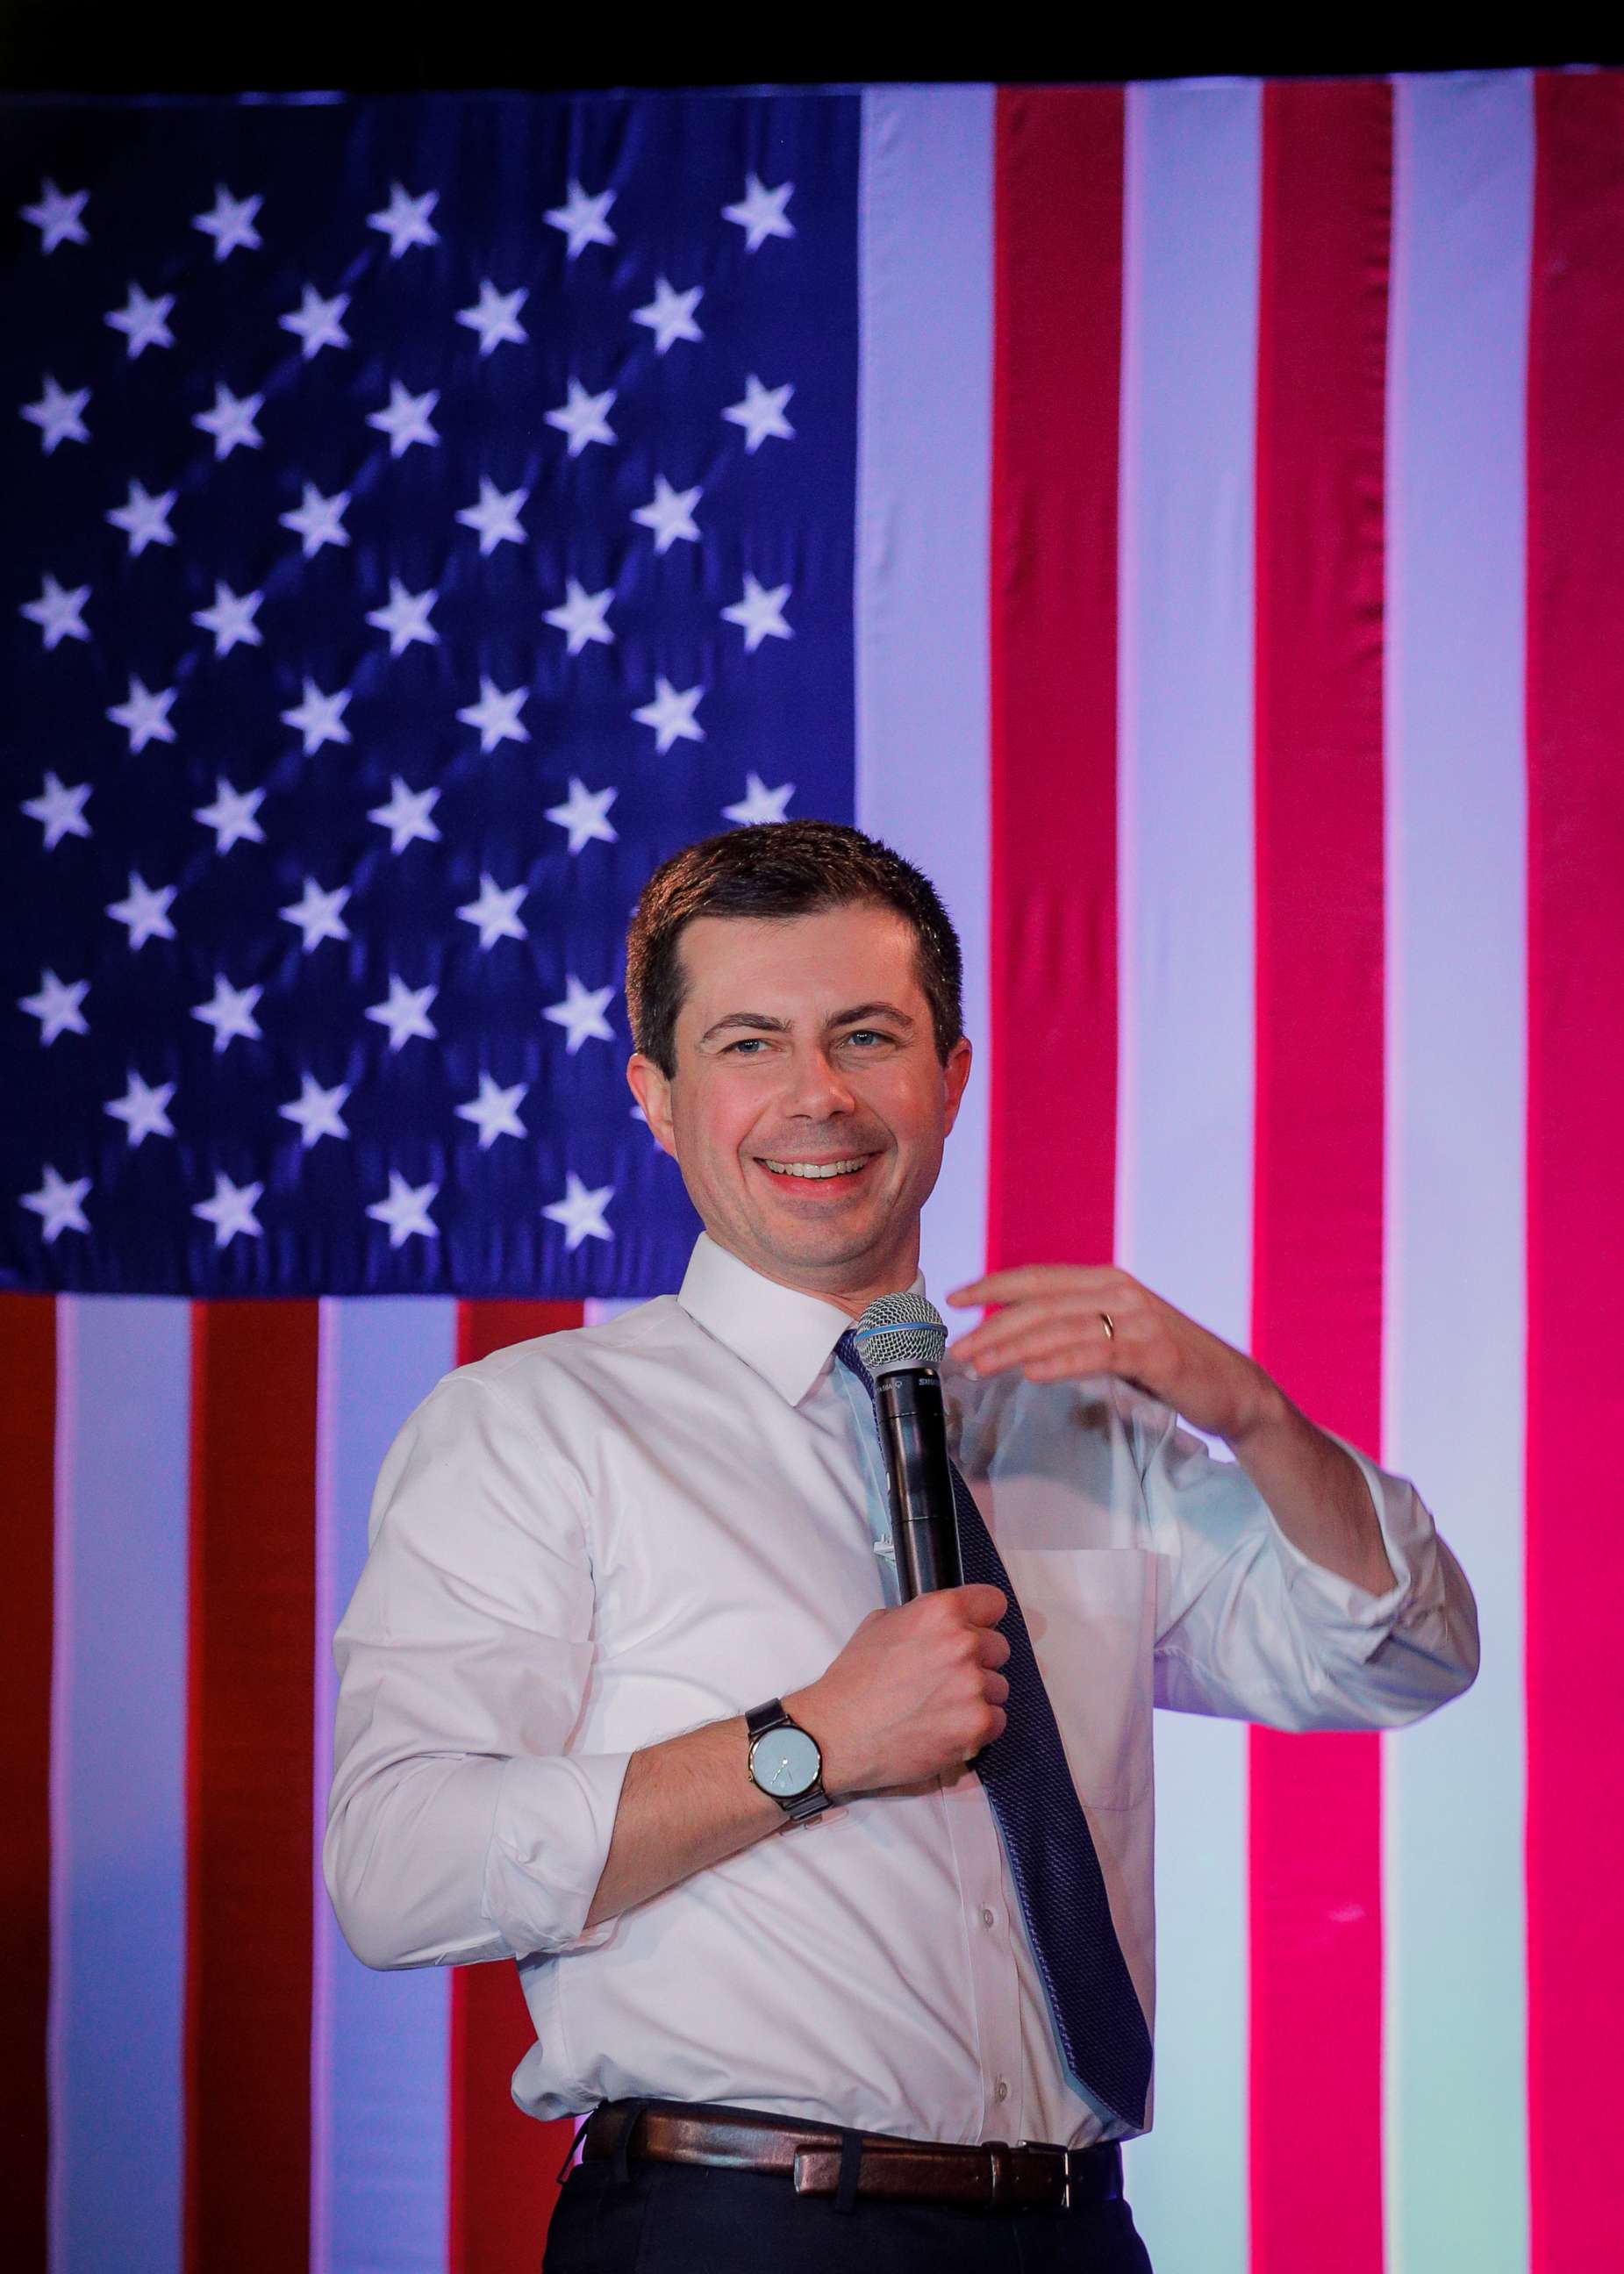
[833,1329,871,1393]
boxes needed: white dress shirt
[325,1233,1478,2149]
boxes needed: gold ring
[1099,1311,1115,1341]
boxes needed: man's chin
[746,1207,904,1282]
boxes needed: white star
[366,975,437,1052]
[20,969,89,1045]
[105,1070,175,1147]
[545,377,616,456]
[455,676,529,753]
[545,179,616,258]
[544,973,616,1055]
[279,283,350,360]
[367,1169,440,1248]
[365,577,440,655]
[456,874,528,949]
[543,1169,614,1252]
[368,379,439,458]
[22,771,90,848]
[456,279,528,354]
[191,974,262,1055]
[192,1171,263,1248]
[193,777,266,854]
[107,479,177,555]
[193,381,263,460]
[456,476,527,554]
[367,182,440,258]
[455,1072,528,1149]
[546,776,619,855]
[106,674,178,753]
[22,179,89,254]
[105,281,175,358]
[723,373,795,454]
[281,676,352,754]
[193,184,263,261]
[21,1165,91,1245]
[191,579,263,655]
[632,275,703,353]
[22,374,90,454]
[279,481,350,557]
[367,776,440,853]
[633,676,705,753]
[21,572,89,650]
[279,877,351,951]
[544,577,614,654]
[723,572,793,653]
[722,772,796,826]
[366,1173,439,1246]
[279,1072,350,1148]
[723,172,795,252]
[632,475,701,554]
[106,870,177,948]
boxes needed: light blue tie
[834,1330,1153,2129]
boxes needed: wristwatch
[745,1698,833,1826]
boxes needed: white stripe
[1115,79,1262,2274]
[311,1298,459,2274]
[856,83,994,1299]
[1382,71,1533,2274]
[51,1298,192,2272]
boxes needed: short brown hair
[625,820,964,1078]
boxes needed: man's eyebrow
[699,1012,790,1042]
[826,1001,915,1031]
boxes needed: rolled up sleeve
[323,1368,631,1971]
[1134,1395,1480,1732]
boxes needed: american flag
[5,72,1623,2274]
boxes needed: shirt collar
[677,1231,927,1409]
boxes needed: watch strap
[746,1698,791,1741]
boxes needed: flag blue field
[4,92,859,1297]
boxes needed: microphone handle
[873,1369,964,1599]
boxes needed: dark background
[1,3,1620,94]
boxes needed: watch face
[751,1724,821,1798]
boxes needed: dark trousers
[543,2153,1155,2273]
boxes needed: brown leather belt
[579,2098,1124,2213]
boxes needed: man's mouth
[755,1153,878,1188]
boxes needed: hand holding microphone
[787,1584,1010,1792]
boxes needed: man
[326,820,1478,2274]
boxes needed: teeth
[762,1157,869,1179]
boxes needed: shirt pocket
[998,1545,1157,1812]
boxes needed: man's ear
[626,1053,678,1159]
[941,1036,973,1139]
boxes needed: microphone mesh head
[851,1291,948,1377]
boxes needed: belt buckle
[1015,2140,1074,2210]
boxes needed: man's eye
[844,1029,891,1048]
[726,1037,769,1055]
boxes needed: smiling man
[326,820,1479,2274]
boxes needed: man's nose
[782,1047,857,1116]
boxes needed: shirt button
[979,1906,996,1928]
[995,2078,1011,2104]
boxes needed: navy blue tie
[834,1331,1153,2130]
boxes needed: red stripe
[1248,79,1391,2274]
[1525,70,1624,2274]
[0,1297,55,2266]
[447,1299,584,2274]
[183,1301,318,2274]
[989,85,1124,1269]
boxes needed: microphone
[849,1294,964,1600]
